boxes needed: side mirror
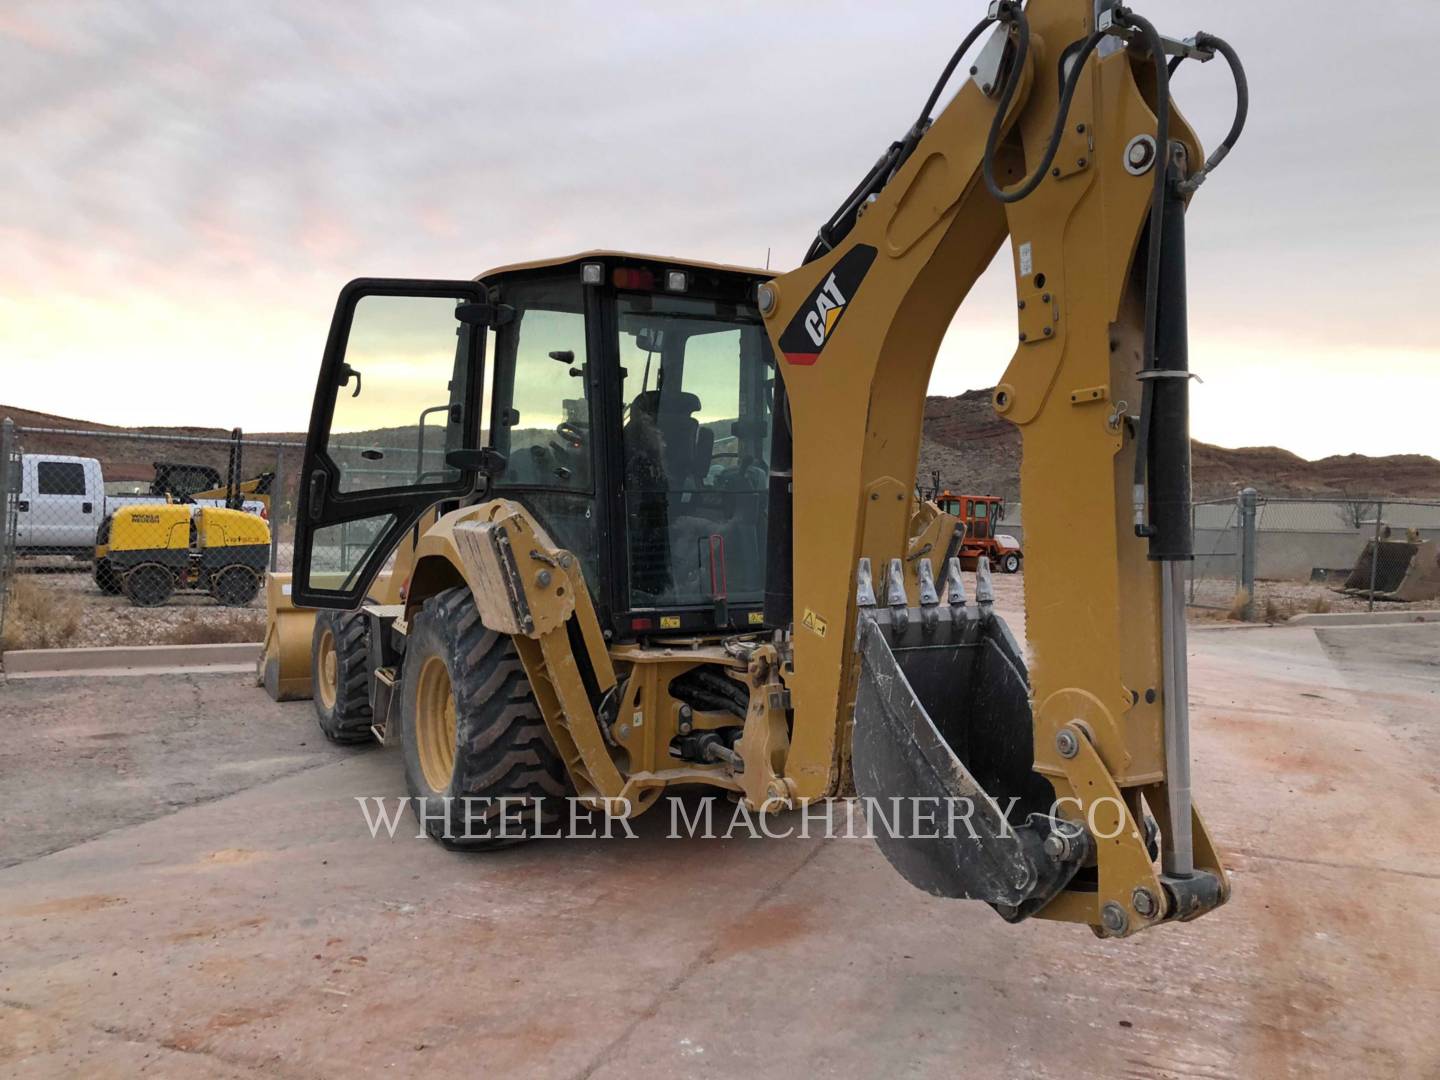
[445,448,508,477]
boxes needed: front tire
[399,586,567,848]
[1001,553,1021,574]
[311,611,374,745]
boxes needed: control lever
[703,533,729,625]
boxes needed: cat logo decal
[777,245,877,366]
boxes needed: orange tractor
[934,491,1023,574]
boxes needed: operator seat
[630,389,703,488]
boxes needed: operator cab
[936,491,1004,541]
[292,253,777,642]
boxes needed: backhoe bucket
[1342,539,1440,601]
[851,557,1086,921]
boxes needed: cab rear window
[37,461,86,495]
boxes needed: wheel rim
[414,655,457,792]
[316,628,338,711]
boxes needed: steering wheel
[556,420,586,449]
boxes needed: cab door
[968,497,991,541]
[292,278,492,609]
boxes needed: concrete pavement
[2,624,1437,1077]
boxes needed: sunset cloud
[1,1,1436,457]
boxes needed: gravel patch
[6,564,264,649]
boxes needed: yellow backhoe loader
[261,0,1248,937]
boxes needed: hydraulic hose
[1174,32,1248,194]
[980,10,1108,205]
[804,10,997,264]
[910,15,1004,143]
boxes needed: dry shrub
[1262,595,1283,623]
[1307,594,1332,614]
[1227,588,1251,621]
[165,610,266,645]
[1,576,83,651]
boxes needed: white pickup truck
[13,454,265,556]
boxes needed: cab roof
[477,249,774,282]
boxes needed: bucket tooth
[944,556,968,609]
[886,557,909,636]
[975,556,994,611]
[917,558,940,634]
[856,557,877,608]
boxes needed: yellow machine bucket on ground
[258,573,316,701]
[1342,539,1440,601]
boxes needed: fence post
[1187,500,1196,605]
[1368,500,1383,614]
[269,446,284,573]
[1238,487,1257,620]
[0,417,14,638]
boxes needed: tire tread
[406,586,568,848]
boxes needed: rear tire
[124,563,174,607]
[1001,553,1021,574]
[94,558,123,595]
[400,585,567,848]
[311,611,374,745]
[210,564,260,606]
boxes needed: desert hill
[919,389,1440,501]
[6,394,1437,502]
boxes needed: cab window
[490,279,591,491]
[617,292,773,609]
[37,461,86,495]
[489,277,600,594]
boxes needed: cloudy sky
[2,1,1436,459]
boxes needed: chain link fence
[4,416,1439,647]
[1187,496,1240,609]
[0,418,302,650]
[1186,488,1440,619]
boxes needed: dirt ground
[1187,575,1440,622]
[2,609,1437,1076]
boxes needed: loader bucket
[258,572,316,701]
[1342,539,1440,601]
[851,557,1087,921]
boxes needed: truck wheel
[124,563,174,607]
[312,611,374,745]
[210,565,260,606]
[94,558,123,595]
[1001,553,1021,574]
[400,585,567,849]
